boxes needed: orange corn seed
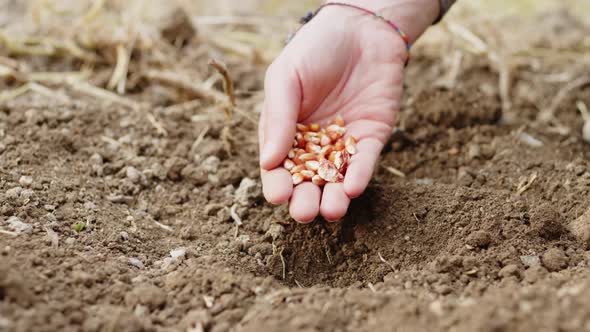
[345,136,357,155]
[292,173,304,185]
[283,116,356,187]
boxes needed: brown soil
[1,7,590,332]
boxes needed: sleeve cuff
[433,0,456,24]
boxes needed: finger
[345,118,395,145]
[343,137,384,198]
[260,62,301,170]
[261,168,293,205]
[289,182,321,223]
[258,101,265,153]
[320,183,350,222]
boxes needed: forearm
[324,0,448,43]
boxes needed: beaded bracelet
[287,2,411,65]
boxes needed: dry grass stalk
[208,58,236,106]
[206,34,265,63]
[221,126,233,156]
[0,33,54,56]
[498,58,512,112]
[230,204,243,226]
[413,213,421,223]
[446,22,488,55]
[29,82,70,103]
[209,58,235,120]
[446,21,515,114]
[384,165,406,178]
[0,64,13,77]
[0,33,96,61]
[279,248,286,280]
[153,220,174,232]
[538,75,590,123]
[578,101,590,121]
[67,79,140,110]
[0,62,91,86]
[145,70,257,124]
[101,135,120,148]
[518,132,544,148]
[26,71,91,84]
[145,69,225,102]
[577,101,590,143]
[513,47,590,65]
[232,106,258,124]
[81,0,107,23]
[163,100,202,114]
[0,229,19,236]
[0,55,20,69]
[516,172,538,195]
[378,252,396,272]
[44,226,59,249]
[107,44,132,94]
[193,15,277,26]
[146,113,168,136]
[0,82,70,104]
[192,125,211,152]
[437,50,463,89]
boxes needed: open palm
[259,8,408,223]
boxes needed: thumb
[260,62,302,170]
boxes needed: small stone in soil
[429,300,445,317]
[498,264,520,279]
[523,265,548,283]
[19,189,34,201]
[18,176,33,187]
[126,166,143,184]
[107,194,134,204]
[520,255,541,267]
[129,257,145,269]
[83,201,97,210]
[124,284,167,311]
[89,153,103,164]
[201,156,221,174]
[120,231,130,241]
[234,177,261,206]
[542,248,568,272]
[583,120,590,143]
[5,187,23,200]
[531,204,565,240]
[467,144,481,159]
[7,216,33,234]
[466,230,492,248]
[180,164,208,185]
[170,248,187,259]
[568,207,590,248]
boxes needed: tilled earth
[1,8,590,332]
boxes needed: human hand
[259,1,438,223]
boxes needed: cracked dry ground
[2,13,590,332]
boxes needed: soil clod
[542,248,569,272]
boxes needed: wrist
[322,0,439,44]
[307,4,409,66]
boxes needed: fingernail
[260,143,274,169]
